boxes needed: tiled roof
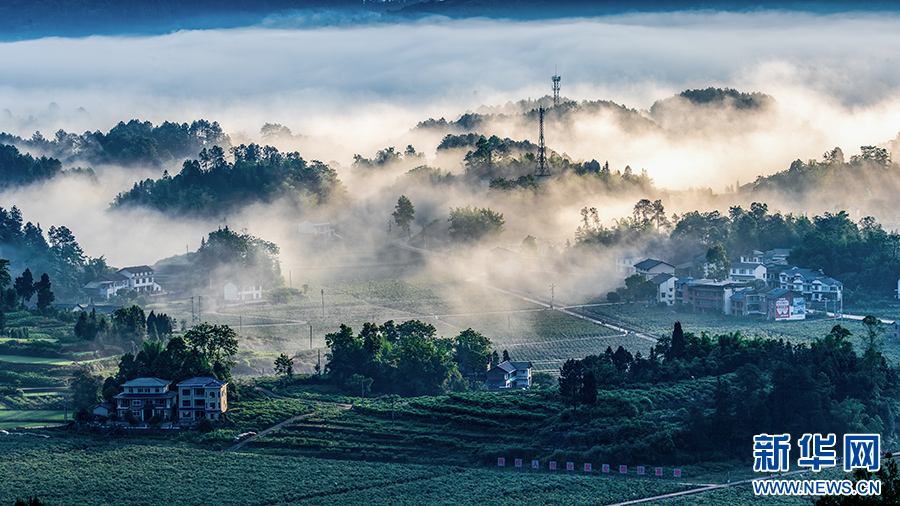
[177,377,227,388]
[121,377,171,388]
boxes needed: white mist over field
[2,10,900,265]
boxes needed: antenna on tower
[552,67,561,108]
[535,107,549,179]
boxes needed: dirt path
[222,387,351,453]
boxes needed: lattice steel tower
[536,107,549,178]
[552,72,561,107]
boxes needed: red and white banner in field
[496,457,681,478]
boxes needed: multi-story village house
[114,376,227,424]
[177,377,228,423]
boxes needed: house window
[194,400,204,406]
[181,411,190,417]
[209,402,215,409]
[132,400,140,406]
[182,400,190,407]
[182,389,190,396]
[155,388,160,393]
[209,392,215,398]
[128,388,133,393]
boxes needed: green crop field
[0,355,74,365]
[0,409,66,429]
[0,435,690,506]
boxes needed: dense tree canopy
[112,143,344,216]
[325,320,480,397]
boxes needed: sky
[2,10,900,264]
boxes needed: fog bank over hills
[2,10,900,267]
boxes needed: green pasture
[0,409,66,429]
[0,355,73,365]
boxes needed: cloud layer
[3,10,900,265]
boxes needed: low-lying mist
[2,9,900,302]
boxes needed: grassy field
[0,355,73,365]
[0,435,689,506]
[0,409,66,429]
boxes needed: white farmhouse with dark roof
[84,266,163,300]
[651,273,677,305]
[634,259,675,280]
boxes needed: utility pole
[191,296,195,326]
[239,315,242,334]
[321,289,325,318]
[550,284,556,309]
[198,296,202,323]
[310,325,313,349]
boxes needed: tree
[558,358,583,408]
[182,323,239,380]
[13,268,34,304]
[861,315,885,355]
[502,349,510,362]
[70,368,102,410]
[454,328,492,381]
[670,322,685,360]
[448,206,504,244]
[624,274,656,302]
[35,273,54,311]
[392,195,415,239]
[0,257,10,289]
[706,243,729,279]
[274,353,294,384]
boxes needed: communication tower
[552,72,561,107]
[535,107,550,179]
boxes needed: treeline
[750,145,898,200]
[577,198,900,297]
[558,321,898,461]
[324,321,492,397]
[0,144,63,188]
[0,119,227,167]
[0,206,105,300]
[155,226,282,296]
[73,304,175,344]
[112,144,344,216]
[434,133,653,192]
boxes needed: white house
[177,377,228,423]
[485,361,532,390]
[118,266,163,295]
[634,259,675,280]
[615,252,640,276]
[298,220,337,238]
[728,262,767,283]
[223,282,262,301]
[778,267,843,302]
[84,266,162,300]
[651,273,677,305]
[83,273,129,300]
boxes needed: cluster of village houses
[618,248,843,321]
